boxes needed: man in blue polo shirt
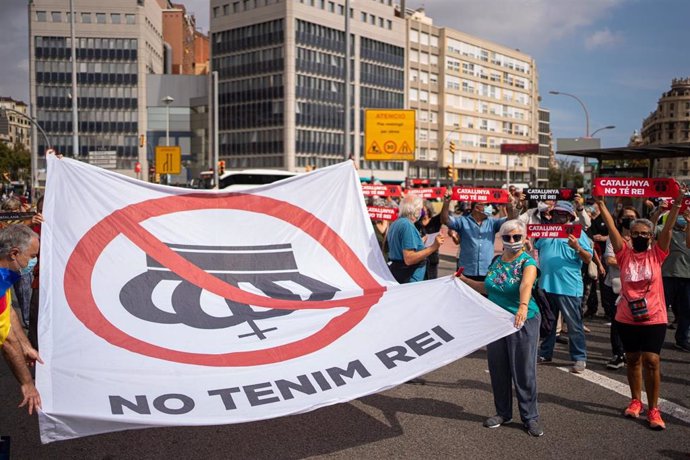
[535,200,593,373]
[441,193,516,281]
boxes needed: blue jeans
[539,293,587,362]
[487,314,540,423]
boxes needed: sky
[1,0,688,151]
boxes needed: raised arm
[594,195,624,253]
[657,188,684,252]
[441,189,453,226]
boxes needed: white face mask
[504,241,524,253]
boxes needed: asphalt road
[1,258,689,459]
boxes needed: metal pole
[549,91,589,137]
[69,0,79,156]
[343,0,351,161]
[213,70,219,189]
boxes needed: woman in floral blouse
[459,219,543,437]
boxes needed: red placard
[593,177,679,198]
[361,184,403,197]
[406,187,447,199]
[660,196,690,212]
[451,187,510,203]
[367,206,399,221]
[527,224,582,239]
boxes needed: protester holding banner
[594,187,683,431]
[387,195,443,283]
[660,210,690,353]
[535,201,592,373]
[441,192,516,280]
[0,224,42,415]
[415,201,442,280]
[459,220,543,437]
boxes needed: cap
[552,200,576,216]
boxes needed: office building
[28,0,169,176]
[537,108,552,185]
[641,77,690,180]
[210,0,406,181]
[406,9,540,187]
[0,97,32,151]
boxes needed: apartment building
[641,77,690,180]
[0,97,32,151]
[28,0,168,176]
[210,0,406,181]
[406,9,541,187]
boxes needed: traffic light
[218,160,225,175]
[449,140,456,155]
[446,165,453,180]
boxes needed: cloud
[406,0,627,52]
[585,28,624,49]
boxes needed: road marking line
[557,367,690,424]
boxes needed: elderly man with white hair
[386,194,444,283]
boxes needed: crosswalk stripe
[557,367,690,425]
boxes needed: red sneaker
[624,399,643,418]
[647,407,666,430]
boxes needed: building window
[328,1,334,12]
[213,6,220,17]
[51,11,61,22]
[111,13,121,24]
[96,13,106,24]
[125,14,135,24]
[361,11,367,22]
[386,19,392,30]
[36,11,47,22]
[81,12,91,23]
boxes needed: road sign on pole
[155,146,181,175]
[364,109,416,161]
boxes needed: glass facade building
[29,0,167,178]
[210,0,406,179]
[34,36,139,165]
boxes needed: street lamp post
[591,125,616,137]
[161,96,174,184]
[549,90,590,137]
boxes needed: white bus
[218,169,300,191]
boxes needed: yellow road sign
[364,109,416,161]
[155,146,182,175]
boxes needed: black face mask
[632,236,650,252]
[621,217,634,230]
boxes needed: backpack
[489,254,555,338]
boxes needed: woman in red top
[595,189,683,431]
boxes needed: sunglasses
[502,234,523,242]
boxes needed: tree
[0,142,31,182]
[548,159,584,189]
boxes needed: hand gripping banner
[37,156,516,442]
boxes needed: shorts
[615,322,666,355]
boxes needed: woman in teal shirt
[460,220,543,437]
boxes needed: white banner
[37,156,516,443]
